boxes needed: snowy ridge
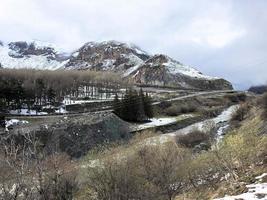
[0,40,230,90]
[162,55,218,80]
[0,40,69,70]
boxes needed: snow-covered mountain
[0,40,232,90]
[65,41,150,72]
[0,40,69,70]
[128,54,232,90]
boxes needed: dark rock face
[8,113,130,158]
[65,41,149,72]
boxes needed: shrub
[176,130,211,148]
[165,105,181,116]
[85,142,190,200]
[224,93,247,103]
[231,103,250,122]
[200,107,221,118]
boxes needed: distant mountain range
[0,40,232,90]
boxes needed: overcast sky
[1,0,266,89]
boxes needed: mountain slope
[0,41,69,70]
[128,54,232,90]
[65,41,149,73]
[0,40,232,90]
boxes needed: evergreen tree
[136,89,147,121]
[143,92,153,119]
[113,93,121,116]
[47,87,56,104]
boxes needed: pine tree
[143,92,153,119]
[136,89,147,121]
[47,87,56,104]
[113,93,121,116]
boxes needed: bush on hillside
[200,107,221,118]
[231,103,250,122]
[176,130,210,148]
[165,104,197,116]
[85,142,189,200]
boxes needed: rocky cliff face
[65,41,149,73]
[0,40,233,90]
[128,54,233,90]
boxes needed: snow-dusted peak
[79,40,149,57]
[143,54,217,80]
[0,40,69,70]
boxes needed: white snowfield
[163,56,218,80]
[137,117,180,130]
[0,41,68,70]
[6,119,29,128]
[215,173,267,200]
[9,109,48,116]
[173,105,238,135]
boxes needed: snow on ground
[215,173,267,200]
[138,117,177,129]
[173,105,238,136]
[123,54,145,77]
[55,107,68,114]
[6,119,29,128]
[63,98,113,105]
[9,109,48,116]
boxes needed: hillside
[0,40,232,90]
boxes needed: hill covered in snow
[0,40,232,90]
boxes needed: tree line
[0,68,130,112]
[113,89,153,122]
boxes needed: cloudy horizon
[1,0,267,90]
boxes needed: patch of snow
[123,54,145,76]
[6,119,29,128]
[27,40,64,53]
[63,98,113,106]
[138,117,178,130]
[256,173,267,181]
[163,56,218,80]
[9,109,48,116]
[124,64,142,77]
[72,51,79,57]
[55,107,68,114]
[215,183,267,200]
[173,105,238,136]
[0,42,67,70]
[102,59,115,70]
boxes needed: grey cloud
[0,0,267,89]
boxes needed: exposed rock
[6,112,130,158]
[65,41,149,73]
[129,54,233,90]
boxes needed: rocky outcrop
[7,112,130,158]
[129,54,233,90]
[65,41,149,73]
